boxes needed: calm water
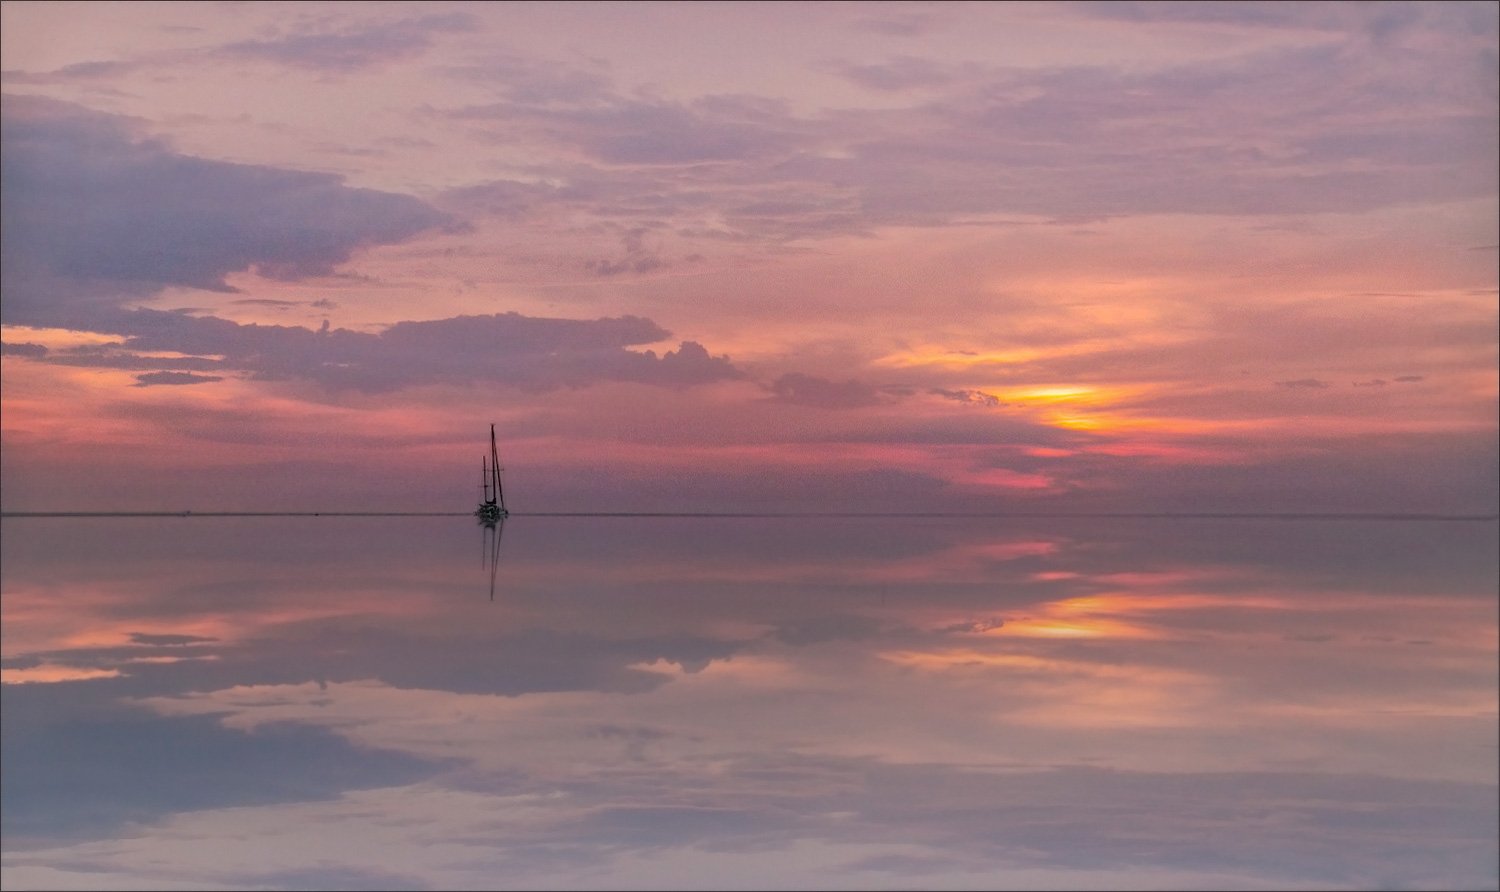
[2,516,1496,891]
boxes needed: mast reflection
[479,514,506,601]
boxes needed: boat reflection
[480,514,505,601]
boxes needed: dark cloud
[935,617,1005,634]
[771,373,887,409]
[0,96,453,326]
[830,56,956,92]
[565,804,781,848]
[434,112,863,242]
[767,614,889,646]
[47,59,139,79]
[587,227,670,276]
[425,31,1495,247]
[219,13,475,72]
[9,7,1489,342]
[446,94,808,166]
[852,10,944,36]
[128,633,219,646]
[441,177,560,219]
[929,387,1004,407]
[593,94,806,166]
[230,298,303,308]
[1074,0,1498,41]
[446,163,852,240]
[132,371,224,387]
[823,47,1497,222]
[439,53,613,105]
[2,12,480,86]
[0,59,142,84]
[38,344,226,373]
[1394,375,1425,383]
[0,707,437,840]
[243,867,426,892]
[840,853,960,878]
[1275,378,1331,389]
[34,308,741,393]
[1,342,48,358]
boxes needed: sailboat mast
[490,423,505,510]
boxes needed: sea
[2,514,1496,890]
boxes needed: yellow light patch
[1009,386,1099,401]
[1,664,123,685]
[0,325,121,350]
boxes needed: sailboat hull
[476,424,508,522]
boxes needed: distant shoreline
[2,511,1496,521]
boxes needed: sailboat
[475,423,508,524]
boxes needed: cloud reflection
[1,516,1495,889]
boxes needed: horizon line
[1,510,1496,521]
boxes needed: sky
[1,0,1497,514]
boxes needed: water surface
[2,516,1496,890]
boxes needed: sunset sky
[2,0,1496,514]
